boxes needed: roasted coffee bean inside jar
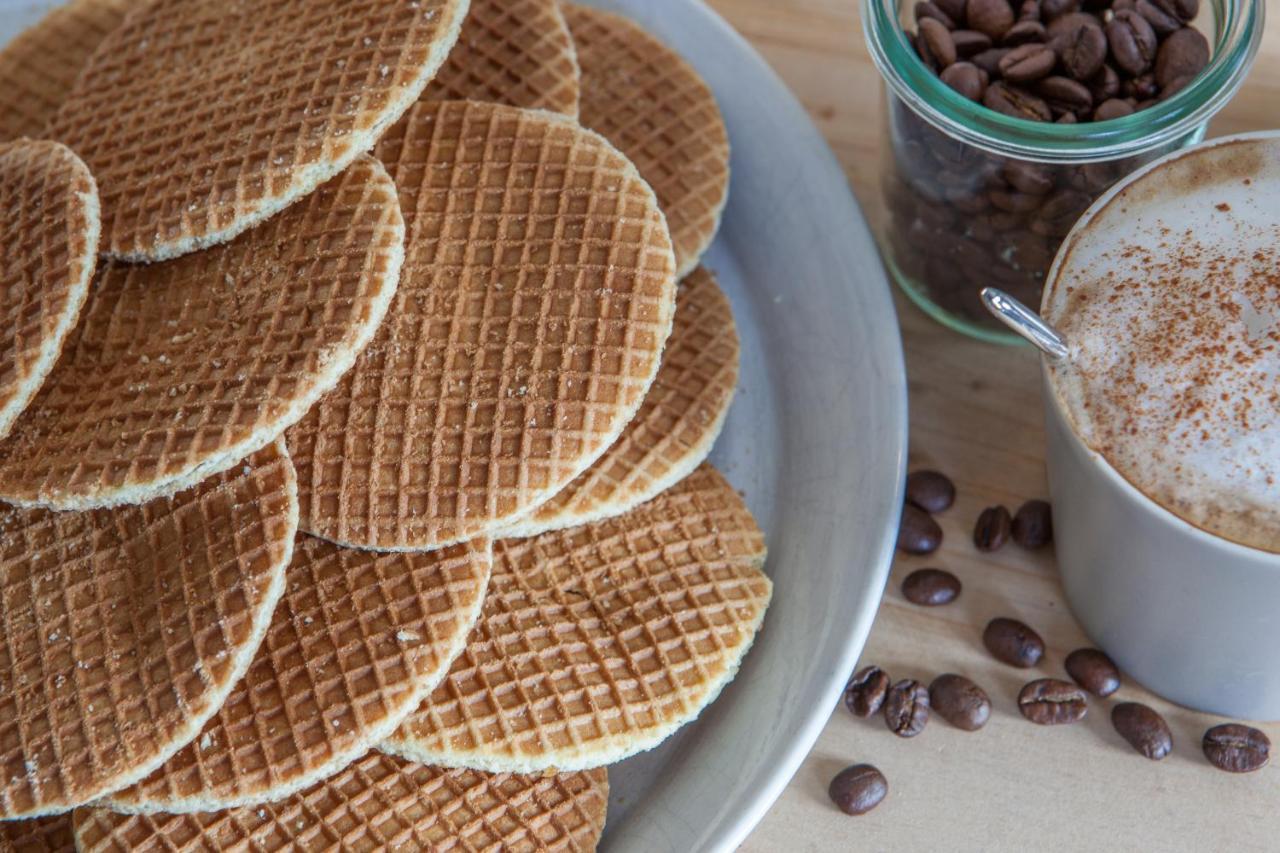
[885,0,1213,328]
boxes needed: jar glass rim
[862,0,1265,163]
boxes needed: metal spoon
[981,288,1069,361]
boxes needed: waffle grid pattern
[0,140,100,442]
[383,464,771,773]
[289,100,676,551]
[47,0,466,261]
[0,156,404,511]
[0,0,134,142]
[0,442,297,818]
[105,536,492,813]
[75,754,608,852]
[0,813,75,852]
[507,266,739,536]
[424,0,580,116]
[567,4,731,278]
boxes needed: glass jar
[862,0,1263,343]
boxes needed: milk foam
[1044,136,1280,554]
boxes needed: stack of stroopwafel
[0,1,760,849]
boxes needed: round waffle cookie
[47,0,468,262]
[0,0,134,142]
[0,155,403,512]
[381,463,772,773]
[422,0,579,115]
[0,441,297,819]
[503,266,739,537]
[0,139,99,442]
[287,100,677,552]
[102,535,492,814]
[0,814,74,852]
[565,4,730,278]
[76,754,607,852]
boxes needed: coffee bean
[1107,9,1159,75]
[899,503,943,554]
[929,673,991,730]
[884,679,931,737]
[937,0,971,21]
[1203,724,1271,773]
[845,665,892,717]
[983,81,1053,120]
[1018,0,1042,20]
[1018,678,1088,724]
[1159,72,1195,99]
[1054,15,1108,79]
[1093,96,1135,119]
[1002,19,1047,45]
[920,17,960,67]
[917,0,959,29]
[905,469,956,513]
[942,61,990,100]
[1011,499,1054,548]
[1046,10,1102,39]
[1112,702,1173,760]
[983,616,1045,667]
[1035,75,1093,115]
[828,764,888,815]
[1040,0,1079,20]
[953,28,995,55]
[1086,63,1121,101]
[999,42,1057,81]
[1064,647,1121,696]
[1155,26,1209,87]
[967,0,1016,39]
[1002,160,1054,194]
[1030,188,1090,236]
[973,505,1012,550]
[1167,0,1198,20]
[1136,0,1182,35]
[989,188,1043,212]
[902,567,962,606]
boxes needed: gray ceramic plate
[0,1,907,848]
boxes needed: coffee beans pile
[972,499,1053,552]
[884,0,1212,326]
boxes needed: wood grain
[703,0,1280,849]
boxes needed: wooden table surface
[698,1,1280,849]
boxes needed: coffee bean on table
[884,679,931,737]
[973,505,1012,550]
[1155,26,1210,87]
[828,764,889,815]
[905,469,957,513]
[1112,702,1173,760]
[1107,9,1159,76]
[1203,724,1271,773]
[1064,647,1120,696]
[929,673,991,730]
[845,665,892,717]
[967,0,1016,40]
[999,42,1057,82]
[899,503,943,554]
[1012,499,1054,548]
[942,62,989,100]
[902,567,962,606]
[1018,678,1088,724]
[983,617,1045,667]
[920,17,960,68]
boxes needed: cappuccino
[1044,136,1280,554]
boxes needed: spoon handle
[981,288,1069,361]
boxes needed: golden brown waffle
[0,0,133,142]
[423,0,579,115]
[46,0,468,262]
[504,266,739,537]
[75,754,608,852]
[566,4,730,278]
[382,464,771,773]
[0,814,74,852]
[0,139,99,441]
[103,535,492,813]
[0,155,403,512]
[288,100,677,552]
[0,441,297,819]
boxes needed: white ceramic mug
[1040,132,1280,722]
